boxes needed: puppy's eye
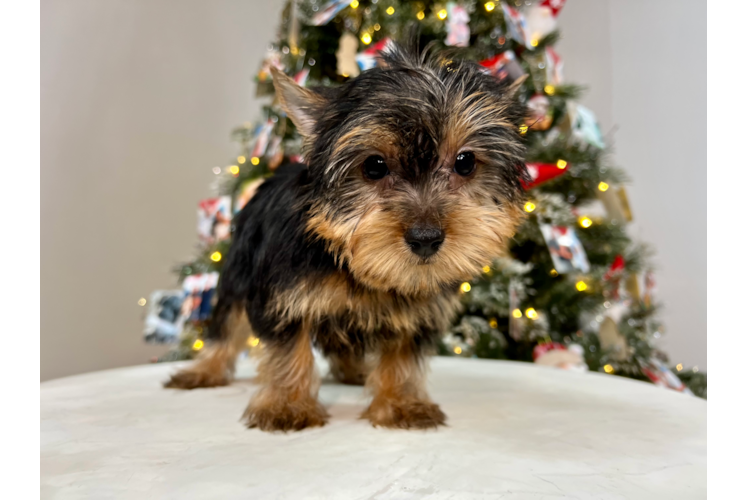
[454,152,476,176]
[363,155,389,180]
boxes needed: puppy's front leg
[362,337,446,429]
[243,323,329,432]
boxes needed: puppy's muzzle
[405,225,445,259]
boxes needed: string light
[237,155,246,164]
[576,281,588,292]
[437,9,448,20]
[350,0,359,8]
[229,165,240,175]
[212,166,222,175]
[693,366,699,373]
[386,6,395,15]
[192,339,204,351]
[482,265,491,273]
[525,308,539,320]
[484,1,496,11]
[489,318,498,328]
[598,181,610,192]
[137,298,147,306]
[556,159,567,169]
[603,364,614,373]
[210,251,222,262]
[550,269,558,277]
[524,201,536,213]
[374,23,381,31]
[248,336,260,347]
[530,38,539,47]
[512,309,522,319]
[460,282,472,293]
[676,363,683,371]
[251,156,260,165]
[519,124,528,135]
[579,217,593,228]
[544,85,555,95]
[416,11,425,20]
[361,33,372,45]
[454,346,462,354]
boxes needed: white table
[41,356,706,499]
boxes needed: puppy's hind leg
[164,300,251,390]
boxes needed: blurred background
[41,0,705,382]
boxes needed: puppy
[166,42,527,432]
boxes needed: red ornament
[521,162,569,189]
[533,342,567,361]
[540,0,567,18]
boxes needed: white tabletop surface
[41,356,706,499]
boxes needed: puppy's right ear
[270,67,326,138]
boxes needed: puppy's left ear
[270,67,326,138]
[506,74,528,99]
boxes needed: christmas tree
[149,0,705,398]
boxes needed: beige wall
[41,0,284,381]
[558,0,707,370]
[42,0,706,381]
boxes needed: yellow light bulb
[386,6,395,15]
[137,297,147,306]
[193,339,204,350]
[525,308,538,320]
[374,23,381,31]
[229,165,240,175]
[512,309,522,319]
[550,269,558,277]
[576,281,588,292]
[350,0,359,8]
[544,85,555,95]
[556,159,567,169]
[416,11,425,20]
[210,251,222,262]
[484,2,496,11]
[489,318,498,328]
[524,201,536,213]
[519,124,528,135]
[248,336,260,347]
[603,364,614,373]
[251,156,260,165]
[676,363,683,371]
[437,9,448,20]
[237,155,246,164]
[460,282,472,293]
[361,33,372,45]
[579,217,593,228]
[598,181,610,192]
[454,346,462,354]
[530,38,539,47]
[482,265,491,273]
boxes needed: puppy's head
[272,43,528,296]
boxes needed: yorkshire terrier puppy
[166,42,527,432]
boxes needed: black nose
[405,226,445,259]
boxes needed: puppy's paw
[362,397,447,430]
[242,397,329,432]
[163,368,230,390]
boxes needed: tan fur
[327,350,369,386]
[164,307,252,389]
[362,338,446,429]
[270,272,462,337]
[242,323,329,431]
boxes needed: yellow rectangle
[706,401,720,493]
